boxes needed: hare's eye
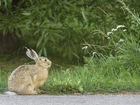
[44,59,47,62]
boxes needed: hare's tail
[5,91,17,95]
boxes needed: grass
[40,57,140,95]
[1,59,139,95]
[0,70,9,93]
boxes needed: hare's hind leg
[19,84,37,95]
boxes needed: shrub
[1,0,140,61]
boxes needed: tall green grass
[0,70,9,93]
[40,55,140,94]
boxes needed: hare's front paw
[35,88,41,94]
[32,90,38,95]
[19,89,38,95]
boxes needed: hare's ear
[23,47,39,60]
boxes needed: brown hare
[5,47,51,95]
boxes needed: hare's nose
[48,60,52,65]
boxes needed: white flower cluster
[92,52,97,56]
[116,38,125,45]
[118,39,124,43]
[107,25,126,36]
[82,46,88,50]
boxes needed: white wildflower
[92,52,97,56]
[82,46,88,50]
[116,25,125,29]
[123,29,127,32]
[107,32,113,35]
[111,28,117,32]
[107,37,110,39]
[118,39,124,43]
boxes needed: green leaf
[72,52,79,59]
[22,12,31,16]
[38,49,43,56]
[81,8,88,24]
[37,34,44,47]
[43,48,47,57]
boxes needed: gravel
[0,94,140,105]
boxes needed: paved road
[0,94,140,105]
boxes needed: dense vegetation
[0,0,139,60]
[0,0,140,94]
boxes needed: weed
[0,70,9,93]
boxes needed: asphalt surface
[0,94,140,105]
